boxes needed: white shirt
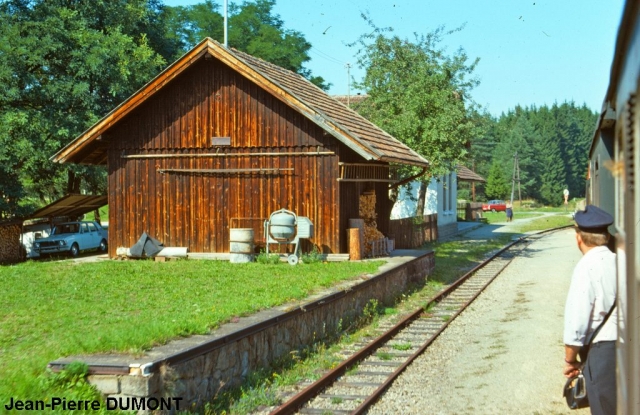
[564,245,617,346]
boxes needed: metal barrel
[230,228,255,263]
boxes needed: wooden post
[348,218,365,257]
[349,228,362,260]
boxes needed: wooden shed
[52,38,429,257]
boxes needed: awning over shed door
[26,194,107,220]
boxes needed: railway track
[268,227,566,415]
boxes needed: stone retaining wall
[77,252,434,412]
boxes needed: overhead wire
[310,46,347,65]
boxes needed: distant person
[505,202,513,222]
[563,205,617,415]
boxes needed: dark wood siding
[106,58,346,255]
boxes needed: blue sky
[164,0,626,116]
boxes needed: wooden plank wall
[106,58,352,256]
[388,213,438,249]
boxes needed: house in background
[390,172,458,238]
[335,95,479,239]
[390,165,485,238]
[52,38,429,257]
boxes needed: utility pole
[516,154,522,203]
[471,160,476,202]
[511,152,521,206]
[345,63,351,106]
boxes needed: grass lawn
[425,236,513,285]
[83,205,109,223]
[0,259,382,408]
[511,213,574,232]
[509,212,543,220]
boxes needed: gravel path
[367,228,589,415]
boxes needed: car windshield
[52,223,79,235]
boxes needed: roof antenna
[223,0,228,48]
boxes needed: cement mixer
[264,208,313,265]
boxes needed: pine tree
[468,102,598,205]
[485,160,510,199]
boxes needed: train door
[616,92,640,415]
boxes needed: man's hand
[563,360,581,378]
[563,344,582,378]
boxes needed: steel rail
[270,237,524,415]
[351,226,575,413]
[271,226,572,415]
[350,242,520,413]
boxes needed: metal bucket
[230,228,254,263]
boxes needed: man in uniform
[563,205,617,415]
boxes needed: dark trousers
[584,341,616,415]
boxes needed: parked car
[482,200,507,212]
[33,221,108,257]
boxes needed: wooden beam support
[157,168,294,174]
[123,151,334,159]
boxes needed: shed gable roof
[52,38,429,167]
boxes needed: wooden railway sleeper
[268,232,551,415]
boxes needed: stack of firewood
[359,191,385,256]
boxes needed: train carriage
[589,1,640,413]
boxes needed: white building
[391,172,458,238]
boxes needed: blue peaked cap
[574,205,614,230]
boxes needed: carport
[27,194,107,221]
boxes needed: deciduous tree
[353,23,480,180]
[166,0,329,90]
[0,0,167,216]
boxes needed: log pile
[359,191,386,257]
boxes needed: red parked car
[482,200,507,212]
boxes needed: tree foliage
[352,21,480,180]
[470,102,597,205]
[165,0,329,90]
[485,160,510,200]
[0,0,167,217]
